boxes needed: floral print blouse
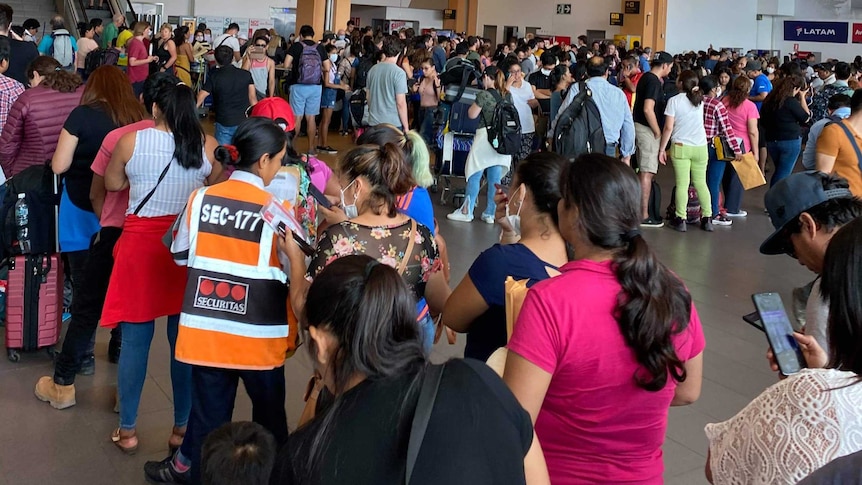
[308,219,440,301]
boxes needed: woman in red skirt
[102,79,223,454]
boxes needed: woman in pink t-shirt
[718,76,760,217]
[126,21,158,97]
[504,154,705,484]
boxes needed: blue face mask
[340,180,359,219]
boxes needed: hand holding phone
[307,184,332,209]
[752,293,807,376]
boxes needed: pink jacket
[0,85,83,177]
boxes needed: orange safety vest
[174,178,299,370]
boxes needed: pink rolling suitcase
[5,253,63,362]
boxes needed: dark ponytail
[560,154,691,391]
[154,82,205,170]
[295,255,426,482]
[679,70,703,107]
[339,143,415,217]
[214,117,286,169]
[515,152,567,229]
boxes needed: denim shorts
[289,83,322,116]
[321,87,337,109]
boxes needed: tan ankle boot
[34,376,76,409]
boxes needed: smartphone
[751,292,806,376]
[307,184,332,209]
[742,311,763,332]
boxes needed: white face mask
[497,185,525,235]
[195,36,204,42]
[337,34,345,40]
[329,54,338,63]
[541,68,552,75]
[204,34,212,42]
[766,67,775,74]
[340,180,359,219]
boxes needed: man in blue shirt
[432,36,449,73]
[551,55,635,165]
[639,47,651,73]
[746,60,771,111]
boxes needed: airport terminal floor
[0,130,809,485]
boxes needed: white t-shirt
[508,81,536,134]
[212,34,241,67]
[664,93,706,147]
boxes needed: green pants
[670,143,712,218]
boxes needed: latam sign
[784,21,849,43]
[853,23,862,43]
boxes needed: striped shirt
[126,128,213,217]
[703,96,743,154]
[0,74,25,134]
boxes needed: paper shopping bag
[730,153,767,190]
[488,277,530,377]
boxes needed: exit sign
[556,4,571,15]
[624,1,640,14]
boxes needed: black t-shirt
[286,39,327,85]
[8,38,39,86]
[63,105,118,212]
[202,65,253,126]
[633,71,665,128]
[271,359,533,485]
[761,97,809,142]
[529,70,552,113]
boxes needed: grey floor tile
[0,137,808,482]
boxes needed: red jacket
[0,85,83,177]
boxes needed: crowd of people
[3,3,862,485]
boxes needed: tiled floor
[0,132,810,484]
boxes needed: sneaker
[641,217,664,228]
[446,209,473,222]
[711,214,732,226]
[307,149,318,157]
[480,214,495,224]
[700,217,714,232]
[144,454,190,484]
[34,376,76,409]
[317,145,338,154]
[78,354,95,376]
[726,210,748,218]
[668,216,686,232]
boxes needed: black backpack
[353,57,376,90]
[553,81,606,161]
[84,47,121,75]
[0,163,59,256]
[484,90,521,156]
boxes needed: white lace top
[705,369,862,485]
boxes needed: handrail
[75,0,89,24]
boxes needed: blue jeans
[214,123,238,146]
[766,138,801,187]
[706,145,726,217]
[118,315,191,430]
[420,107,437,149]
[605,142,618,157]
[341,90,352,131]
[464,165,504,218]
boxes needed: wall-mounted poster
[197,16,226,34]
[249,18,275,38]
[270,7,297,39]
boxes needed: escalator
[62,0,135,33]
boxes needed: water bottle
[15,194,31,254]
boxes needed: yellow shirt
[116,30,134,66]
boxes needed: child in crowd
[201,422,276,485]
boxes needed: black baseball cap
[761,171,854,255]
[651,51,673,65]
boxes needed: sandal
[111,427,138,455]
[168,425,186,452]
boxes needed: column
[296,0,351,36]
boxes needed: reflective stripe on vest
[181,186,288,338]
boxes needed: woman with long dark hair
[101,81,223,454]
[444,153,569,361]
[144,118,290,484]
[271,254,549,484]
[706,213,862,484]
[0,56,83,176]
[34,66,146,407]
[659,69,714,232]
[504,154,704,484]
[714,67,732,97]
[173,26,193,85]
[761,74,810,186]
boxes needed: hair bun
[214,144,240,166]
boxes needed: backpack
[297,42,322,85]
[83,47,120,75]
[353,57,375,90]
[553,81,606,161]
[665,184,702,224]
[48,30,74,69]
[484,90,522,156]
[0,163,59,257]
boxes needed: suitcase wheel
[7,349,20,363]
